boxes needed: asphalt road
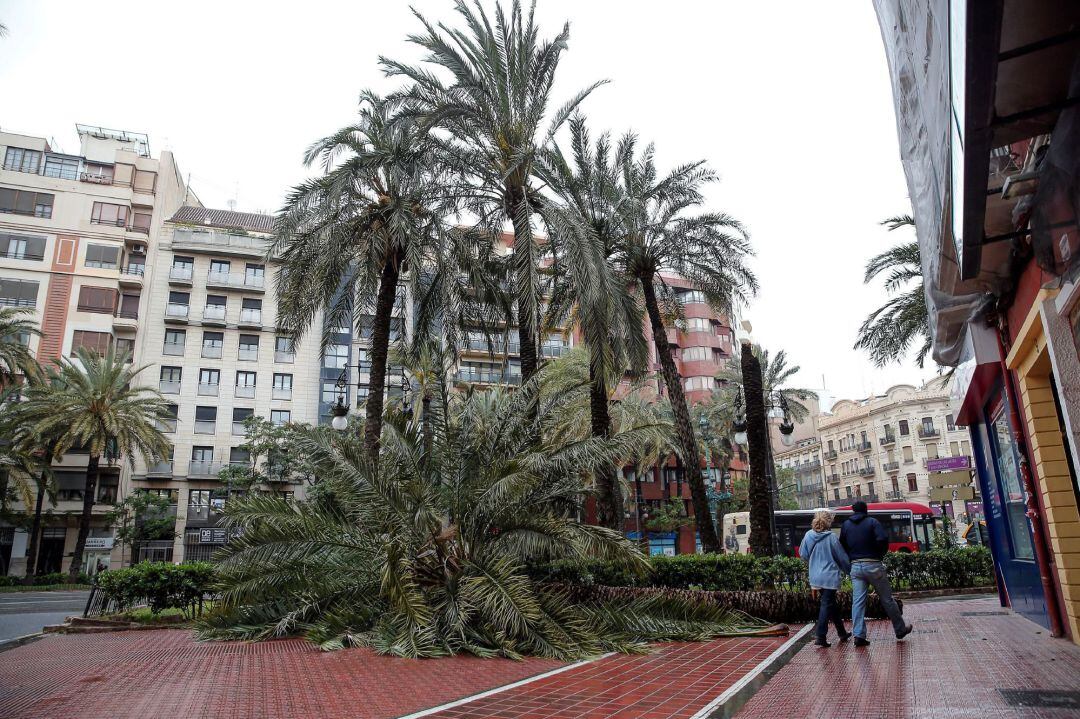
[0,590,89,642]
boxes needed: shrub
[0,576,17,587]
[31,572,90,586]
[97,562,215,615]
[884,546,993,589]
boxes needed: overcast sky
[0,0,939,402]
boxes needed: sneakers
[814,637,831,647]
[853,636,871,647]
[837,631,852,643]
[895,624,914,640]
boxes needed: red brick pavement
[737,597,1080,719]
[422,636,788,719]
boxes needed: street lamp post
[330,365,412,431]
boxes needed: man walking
[840,501,913,646]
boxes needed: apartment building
[775,437,825,510]
[123,206,323,564]
[0,125,191,576]
[817,379,976,518]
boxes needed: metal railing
[197,382,219,396]
[207,271,264,290]
[823,450,838,460]
[147,461,173,475]
[274,350,295,363]
[202,305,226,321]
[159,380,181,394]
[858,466,875,477]
[201,345,222,359]
[188,461,225,477]
[172,228,271,254]
[238,348,258,361]
[169,266,193,281]
[239,309,262,325]
[165,303,189,318]
[918,426,940,438]
[272,387,292,400]
[880,434,896,446]
[235,385,256,399]
[883,461,900,472]
[857,441,873,452]
[826,473,840,483]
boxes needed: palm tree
[610,138,758,554]
[198,364,765,657]
[273,92,468,463]
[717,345,818,422]
[0,306,40,384]
[23,348,170,579]
[536,116,650,529]
[853,215,931,367]
[385,0,605,393]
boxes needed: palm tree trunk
[640,278,719,553]
[506,184,539,387]
[742,348,773,556]
[24,474,46,577]
[589,360,622,529]
[69,454,99,580]
[363,249,402,464]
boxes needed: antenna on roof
[227,199,237,212]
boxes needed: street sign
[84,537,114,550]
[931,486,975,501]
[927,456,971,472]
[930,470,972,488]
[199,528,228,544]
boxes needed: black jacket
[840,512,889,561]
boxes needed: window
[129,212,151,233]
[902,446,913,462]
[681,346,711,362]
[71,330,111,355]
[235,371,257,398]
[272,373,293,400]
[229,447,251,467]
[166,291,190,319]
[891,477,900,493]
[321,380,341,404]
[232,408,254,435]
[159,366,182,394]
[324,343,348,369]
[163,329,186,355]
[77,286,117,314]
[204,294,227,321]
[834,488,841,500]
[867,482,875,496]
[245,264,265,288]
[159,404,178,433]
[271,409,291,427]
[194,406,217,434]
[679,290,707,305]
[926,444,939,459]
[84,244,120,269]
[906,473,918,493]
[0,278,39,307]
[855,484,861,497]
[275,335,295,362]
[950,441,960,456]
[0,188,53,218]
[241,298,262,324]
[189,489,211,508]
[90,202,129,227]
[3,147,42,173]
[115,337,134,360]
[946,414,956,431]
[201,331,223,358]
[684,317,712,333]
[921,416,935,432]
[209,259,231,281]
[238,334,259,361]
[0,232,46,261]
[125,254,146,274]
[198,368,220,395]
[898,420,910,436]
[191,446,214,463]
[43,155,80,180]
[961,440,971,456]
[170,256,193,281]
[683,376,715,392]
[133,169,157,194]
[845,486,853,498]
[83,163,114,184]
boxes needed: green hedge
[531,547,993,593]
[96,562,215,615]
[0,572,92,588]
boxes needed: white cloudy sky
[0,0,939,401]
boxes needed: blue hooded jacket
[840,511,891,561]
[799,529,851,590]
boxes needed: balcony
[206,271,265,292]
[197,382,219,397]
[858,466,875,477]
[159,380,181,395]
[795,460,822,473]
[171,228,271,258]
[918,426,940,439]
[238,347,258,362]
[827,473,840,484]
[112,309,138,330]
[540,344,568,358]
[824,449,838,460]
[235,385,256,399]
[119,266,145,288]
[272,387,292,401]
[169,267,193,285]
[146,461,173,477]
[194,420,216,434]
[201,344,222,359]
[238,308,262,328]
[274,350,295,364]
[879,434,896,446]
[188,461,225,478]
[201,305,227,326]
[80,171,114,185]
[884,490,904,501]
[164,303,190,322]
[883,461,900,472]
[857,440,873,452]
[454,369,520,385]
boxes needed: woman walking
[800,509,852,647]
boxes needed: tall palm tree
[718,345,818,422]
[610,138,758,554]
[385,0,605,393]
[853,215,931,367]
[537,117,649,529]
[23,348,170,579]
[0,306,40,384]
[273,92,466,463]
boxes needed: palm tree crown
[0,306,40,384]
[718,345,818,423]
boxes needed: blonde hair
[811,509,835,533]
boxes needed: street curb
[0,632,46,653]
[689,623,814,719]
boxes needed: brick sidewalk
[737,596,1080,718]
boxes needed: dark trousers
[815,588,847,640]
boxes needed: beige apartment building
[774,437,826,510]
[817,378,977,518]
[0,125,194,576]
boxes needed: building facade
[0,125,191,576]
[774,437,825,510]
[816,380,974,516]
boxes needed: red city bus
[773,502,938,557]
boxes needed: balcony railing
[165,303,189,319]
[188,461,224,478]
[159,380,181,394]
[239,309,262,326]
[147,461,173,475]
[884,490,904,501]
[0,297,36,308]
[883,461,900,472]
[272,387,292,400]
[194,420,216,434]
[827,473,840,483]
[274,350,295,363]
[858,466,875,477]
[80,171,114,185]
[0,248,45,262]
[169,266,193,282]
[121,265,145,279]
[162,341,185,356]
[90,217,127,228]
[918,426,940,438]
[238,348,258,361]
[857,441,873,452]
[197,382,219,396]
[207,271,265,290]
[201,345,222,359]
[455,369,520,385]
[824,450,838,460]
[202,305,227,321]
[172,228,271,255]
[235,385,256,399]
[879,434,896,446]
[540,344,568,358]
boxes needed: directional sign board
[931,486,976,502]
[929,470,972,489]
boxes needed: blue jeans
[815,588,847,640]
[851,560,907,639]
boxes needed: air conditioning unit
[131,243,147,253]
